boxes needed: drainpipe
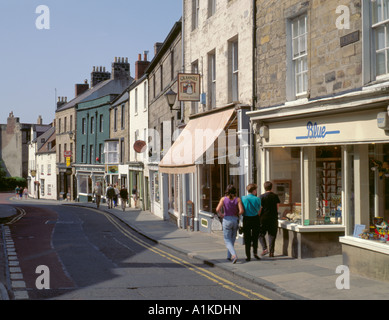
[251,0,257,184]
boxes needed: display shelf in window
[317,161,342,224]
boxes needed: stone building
[159,0,253,232]
[248,0,389,279]
[146,21,183,222]
[0,112,51,180]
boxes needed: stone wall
[256,0,362,108]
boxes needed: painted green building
[74,57,133,202]
[75,95,114,202]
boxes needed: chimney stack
[75,79,89,97]
[56,97,68,109]
[154,42,163,56]
[37,115,43,125]
[57,97,67,109]
[111,57,130,81]
[91,66,111,87]
[135,51,150,80]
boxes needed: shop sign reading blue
[296,121,341,140]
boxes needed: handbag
[238,216,244,235]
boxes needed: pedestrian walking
[241,184,261,261]
[120,185,128,212]
[23,187,28,200]
[15,186,20,199]
[132,185,138,208]
[93,182,102,209]
[259,181,280,258]
[216,185,244,264]
[114,184,119,207]
[18,186,23,199]
[106,184,115,209]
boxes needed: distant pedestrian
[113,184,119,207]
[15,186,20,199]
[18,187,23,199]
[23,187,28,200]
[241,184,261,261]
[132,186,138,208]
[106,184,115,209]
[93,182,102,209]
[120,185,128,212]
[259,181,280,258]
[216,185,244,264]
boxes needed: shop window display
[269,147,302,223]
[315,146,342,225]
[357,144,389,243]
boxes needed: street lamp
[165,89,180,111]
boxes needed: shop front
[128,163,144,209]
[74,165,105,202]
[249,94,389,267]
[159,105,251,233]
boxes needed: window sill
[279,220,345,233]
[340,236,389,255]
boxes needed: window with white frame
[114,108,118,132]
[82,118,86,135]
[144,82,148,111]
[372,0,389,76]
[105,140,119,164]
[192,0,200,30]
[121,104,125,129]
[229,40,239,102]
[291,14,308,96]
[135,88,138,114]
[208,52,216,109]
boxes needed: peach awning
[159,108,235,174]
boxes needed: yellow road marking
[98,209,272,301]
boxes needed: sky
[0,0,182,125]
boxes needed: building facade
[74,57,133,202]
[127,53,150,210]
[248,0,389,279]
[27,125,56,199]
[159,0,253,232]
[1,112,51,180]
[146,21,183,222]
[35,127,57,200]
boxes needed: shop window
[316,146,342,225]
[269,147,302,223]
[200,165,211,212]
[79,175,89,194]
[168,174,179,212]
[200,163,235,213]
[369,143,389,225]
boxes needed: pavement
[1,196,389,300]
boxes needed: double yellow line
[98,209,271,301]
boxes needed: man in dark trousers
[259,181,280,258]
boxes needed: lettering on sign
[296,121,341,140]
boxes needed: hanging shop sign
[178,73,201,102]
